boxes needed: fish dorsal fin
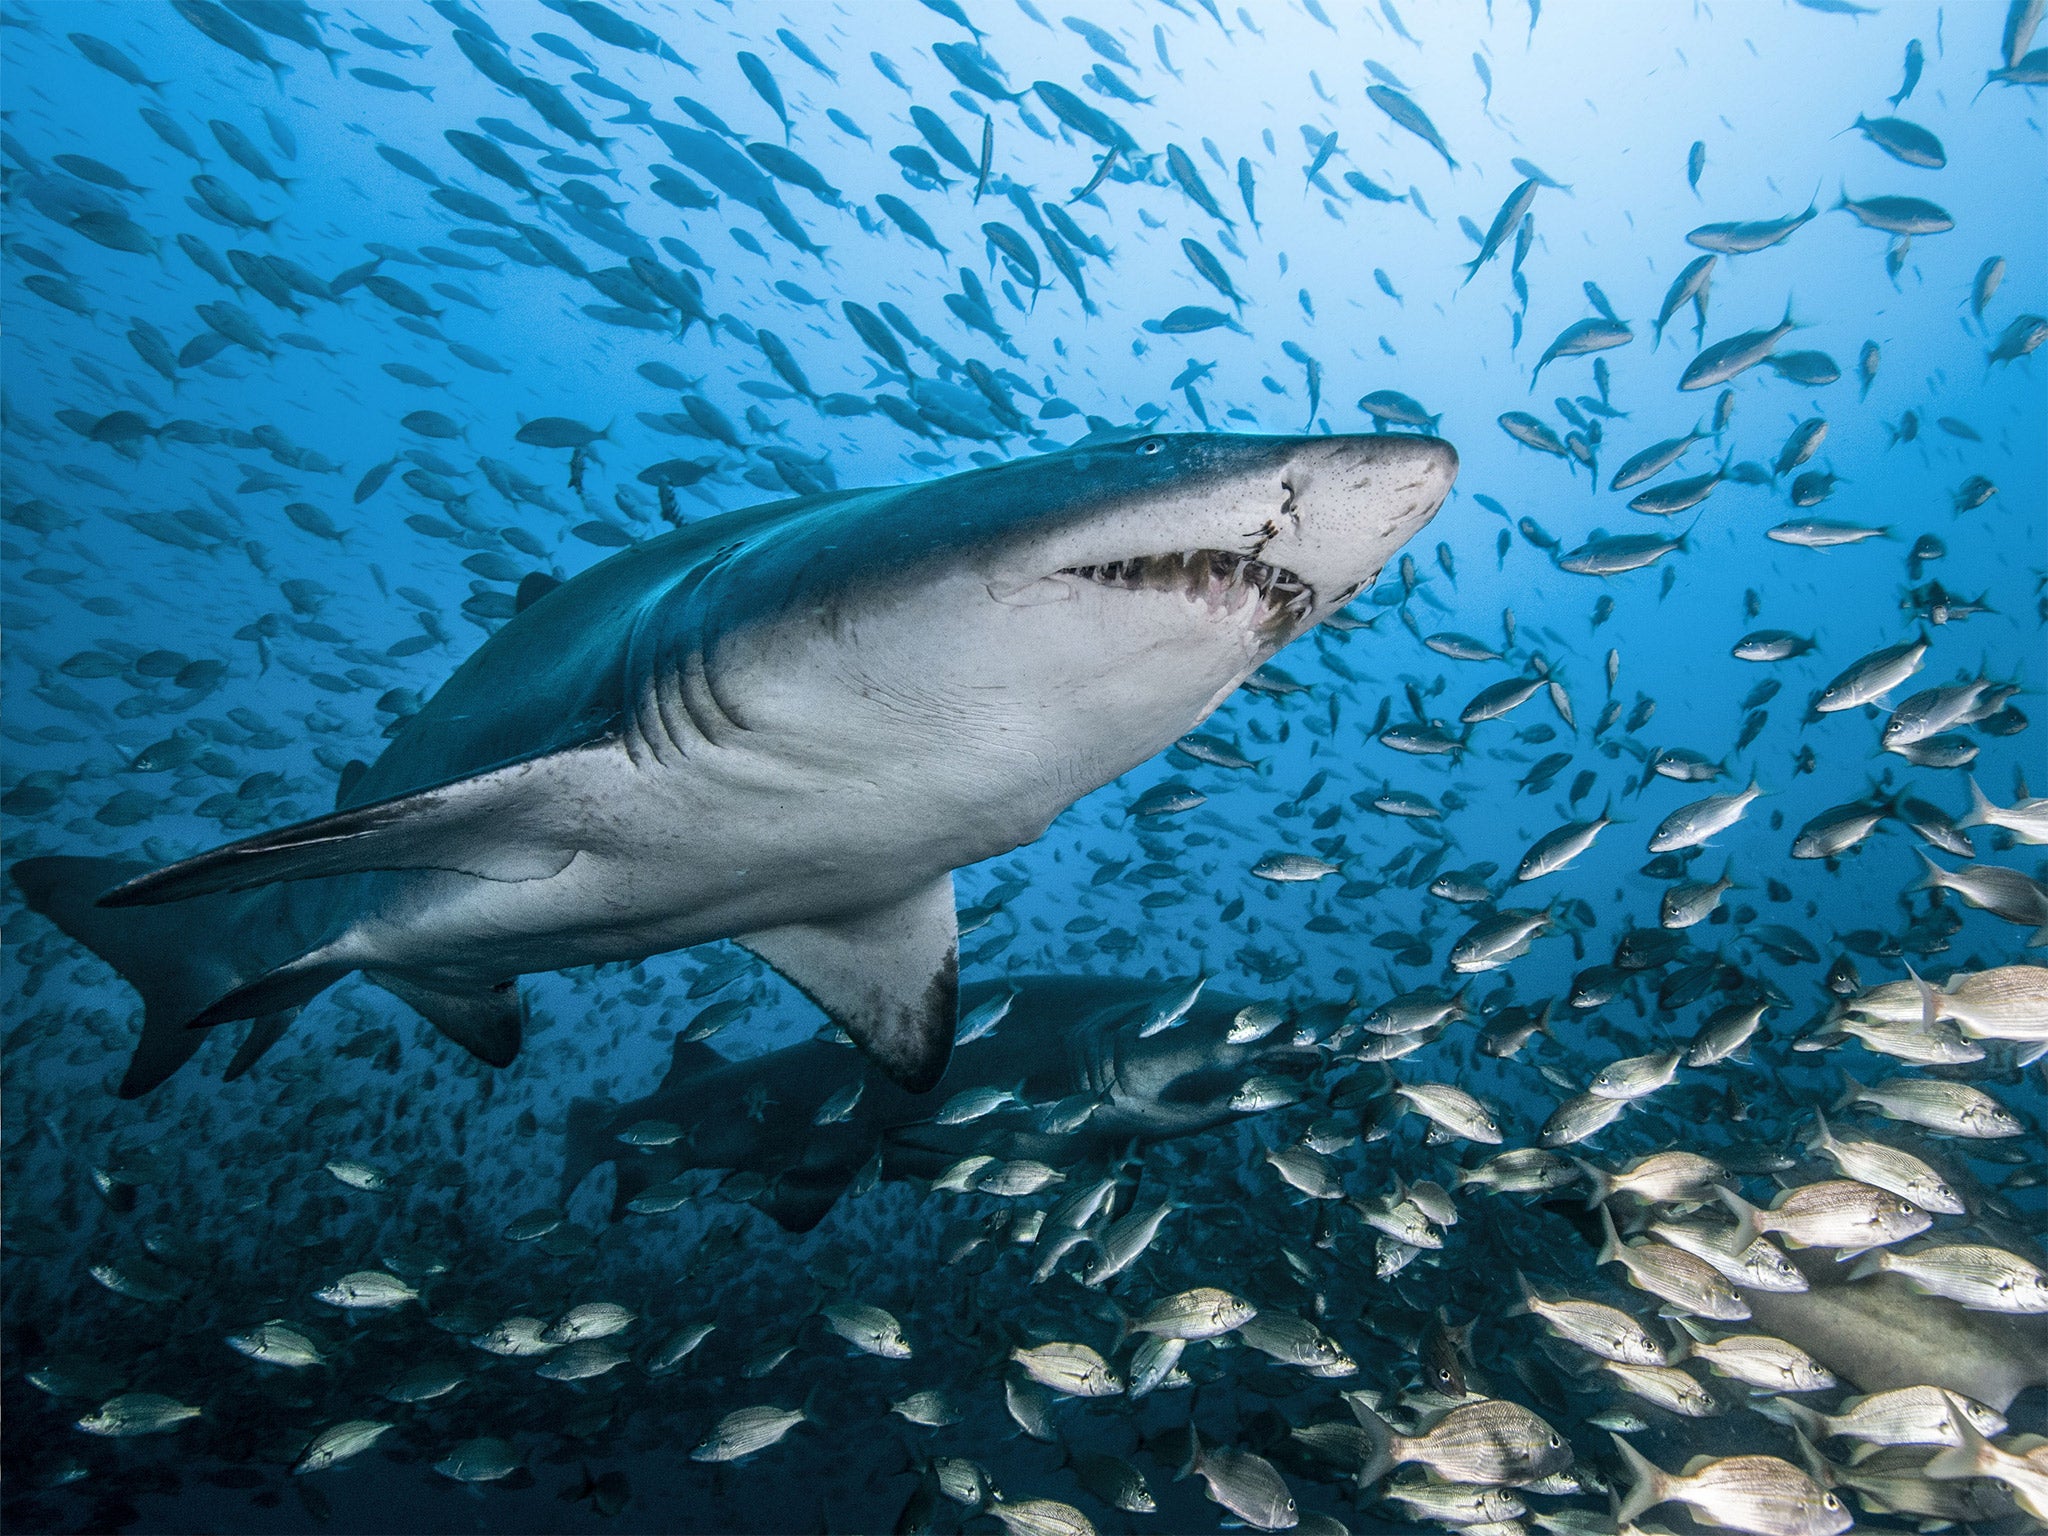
[515,571,562,613]
[659,1035,728,1092]
[738,875,958,1092]
[370,972,523,1067]
[96,750,601,908]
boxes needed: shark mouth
[1059,549,1314,624]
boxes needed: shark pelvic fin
[369,972,524,1067]
[739,875,959,1092]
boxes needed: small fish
[1611,1437,1849,1536]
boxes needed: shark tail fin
[11,855,322,1097]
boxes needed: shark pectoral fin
[370,972,523,1068]
[739,876,959,1093]
[94,755,593,908]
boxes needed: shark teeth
[1060,549,1314,623]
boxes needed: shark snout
[1267,434,1459,603]
[1285,433,1458,526]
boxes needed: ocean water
[2,1,2045,1533]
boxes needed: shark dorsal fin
[660,1035,728,1091]
[515,572,563,613]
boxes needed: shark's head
[693,431,1457,859]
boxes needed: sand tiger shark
[15,430,1456,1097]
[564,974,1329,1232]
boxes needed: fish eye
[1137,437,1164,455]
[1823,1495,1840,1509]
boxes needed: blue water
[3,1,2044,1532]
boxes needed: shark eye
[1137,437,1164,455]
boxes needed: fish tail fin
[1716,1184,1762,1253]
[1902,962,1942,1029]
[1844,1249,1892,1283]
[1609,1433,1672,1526]
[1832,1071,1866,1114]
[1909,848,1949,894]
[1107,1298,1135,1354]
[1956,774,1996,829]
[1760,1396,1828,1442]
[1803,1107,1837,1156]
[1922,1402,1999,1482]
[1572,1158,1612,1209]
[1505,1270,1537,1317]
[1663,1319,1695,1363]
[1348,1401,1396,1488]
[1595,1204,1623,1267]
[11,855,325,1097]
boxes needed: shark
[1739,1246,2048,1413]
[14,430,1455,1098]
[562,974,1327,1232]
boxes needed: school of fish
[1,0,2044,1533]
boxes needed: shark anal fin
[95,754,593,909]
[740,876,959,1092]
[370,972,524,1067]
